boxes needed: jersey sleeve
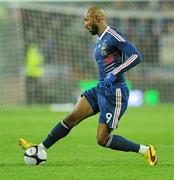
[108,30,142,76]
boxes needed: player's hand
[104,73,116,87]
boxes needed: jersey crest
[101,42,108,56]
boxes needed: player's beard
[90,23,99,35]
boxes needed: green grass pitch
[0,105,174,180]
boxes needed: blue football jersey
[94,26,142,84]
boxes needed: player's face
[84,13,99,35]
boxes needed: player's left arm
[104,33,142,85]
[112,40,142,76]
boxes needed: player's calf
[63,113,80,128]
[42,120,71,149]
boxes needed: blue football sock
[42,121,71,149]
[106,134,140,153]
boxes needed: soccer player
[19,6,157,165]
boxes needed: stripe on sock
[105,134,113,148]
[60,121,70,129]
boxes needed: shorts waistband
[98,81,127,88]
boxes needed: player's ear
[95,15,100,23]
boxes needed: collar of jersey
[98,26,110,40]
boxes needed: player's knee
[97,135,108,147]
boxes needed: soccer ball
[24,146,47,165]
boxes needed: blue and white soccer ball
[24,146,47,165]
